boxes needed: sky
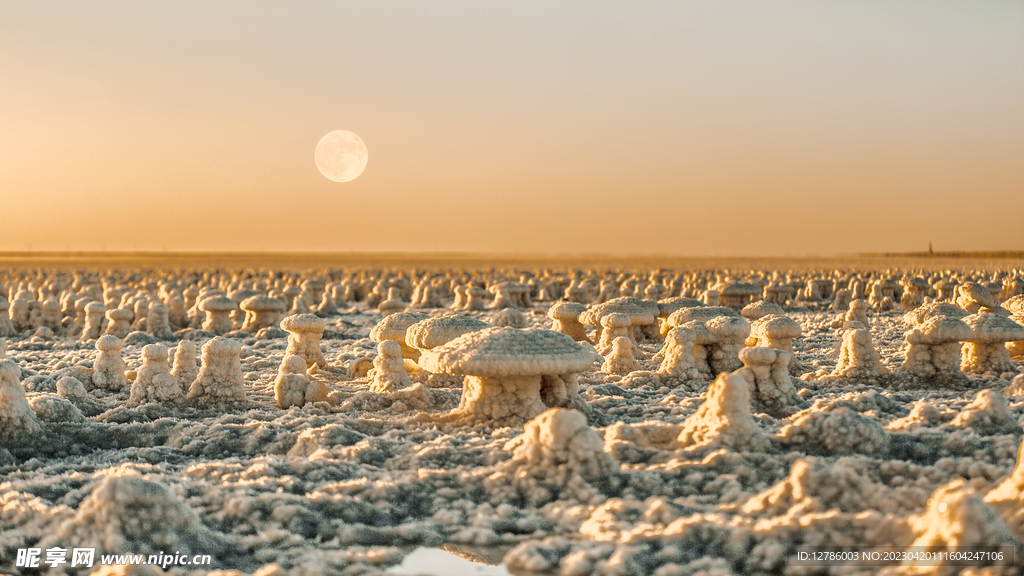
[1,1,1022,256]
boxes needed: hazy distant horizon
[2,1,1022,256]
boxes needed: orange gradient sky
[1,1,1022,256]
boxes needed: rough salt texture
[677,372,771,452]
[778,406,889,456]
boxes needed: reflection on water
[385,545,513,576]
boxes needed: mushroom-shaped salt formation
[419,327,593,422]
[450,285,468,310]
[92,335,127,391]
[198,295,238,335]
[703,289,720,306]
[129,343,182,404]
[702,315,751,376]
[186,337,247,402]
[897,315,973,388]
[465,286,488,311]
[831,327,889,380]
[732,346,806,416]
[677,371,770,452]
[239,295,286,333]
[830,288,853,312]
[0,359,42,445]
[40,298,62,334]
[369,310,430,360]
[145,303,174,340]
[1009,312,1024,360]
[80,301,106,340]
[490,307,529,328]
[961,312,1024,375]
[103,308,134,339]
[280,313,328,368]
[275,354,328,408]
[665,305,739,328]
[579,297,656,346]
[499,408,619,503]
[170,339,199,393]
[369,340,413,394]
[748,314,805,375]
[487,284,517,310]
[547,301,588,342]
[717,281,759,310]
[596,312,631,355]
[740,300,784,322]
[839,298,871,327]
[956,281,1000,313]
[9,297,31,332]
[378,286,407,317]
[654,326,703,389]
[406,314,491,352]
[600,336,641,376]
[902,301,968,326]
[0,299,14,337]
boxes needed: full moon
[314,130,368,183]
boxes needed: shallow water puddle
[385,546,513,576]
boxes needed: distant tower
[929,241,934,255]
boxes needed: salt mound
[986,437,1024,538]
[732,346,807,416]
[369,340,413,394]
[600,336,640,375]
[778,407,889,456]
[129,343,182,405]
[497,408,619,504]
[186,337,247,403]
[93,335,127,391]
[1004,373,1024,397]
[0,359,42,444]
[504,408,618,481]
[897,315,973,388]
[275,354,328,408]
[55,472,228,557]
[948,390,1018,435]
[677,372,771,452]
[55,375,88,399]
[900,479,1020,572]
[654,326,704,390]
[740,457,893,516]
[29,394,85,422]
[832,326,889,379]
